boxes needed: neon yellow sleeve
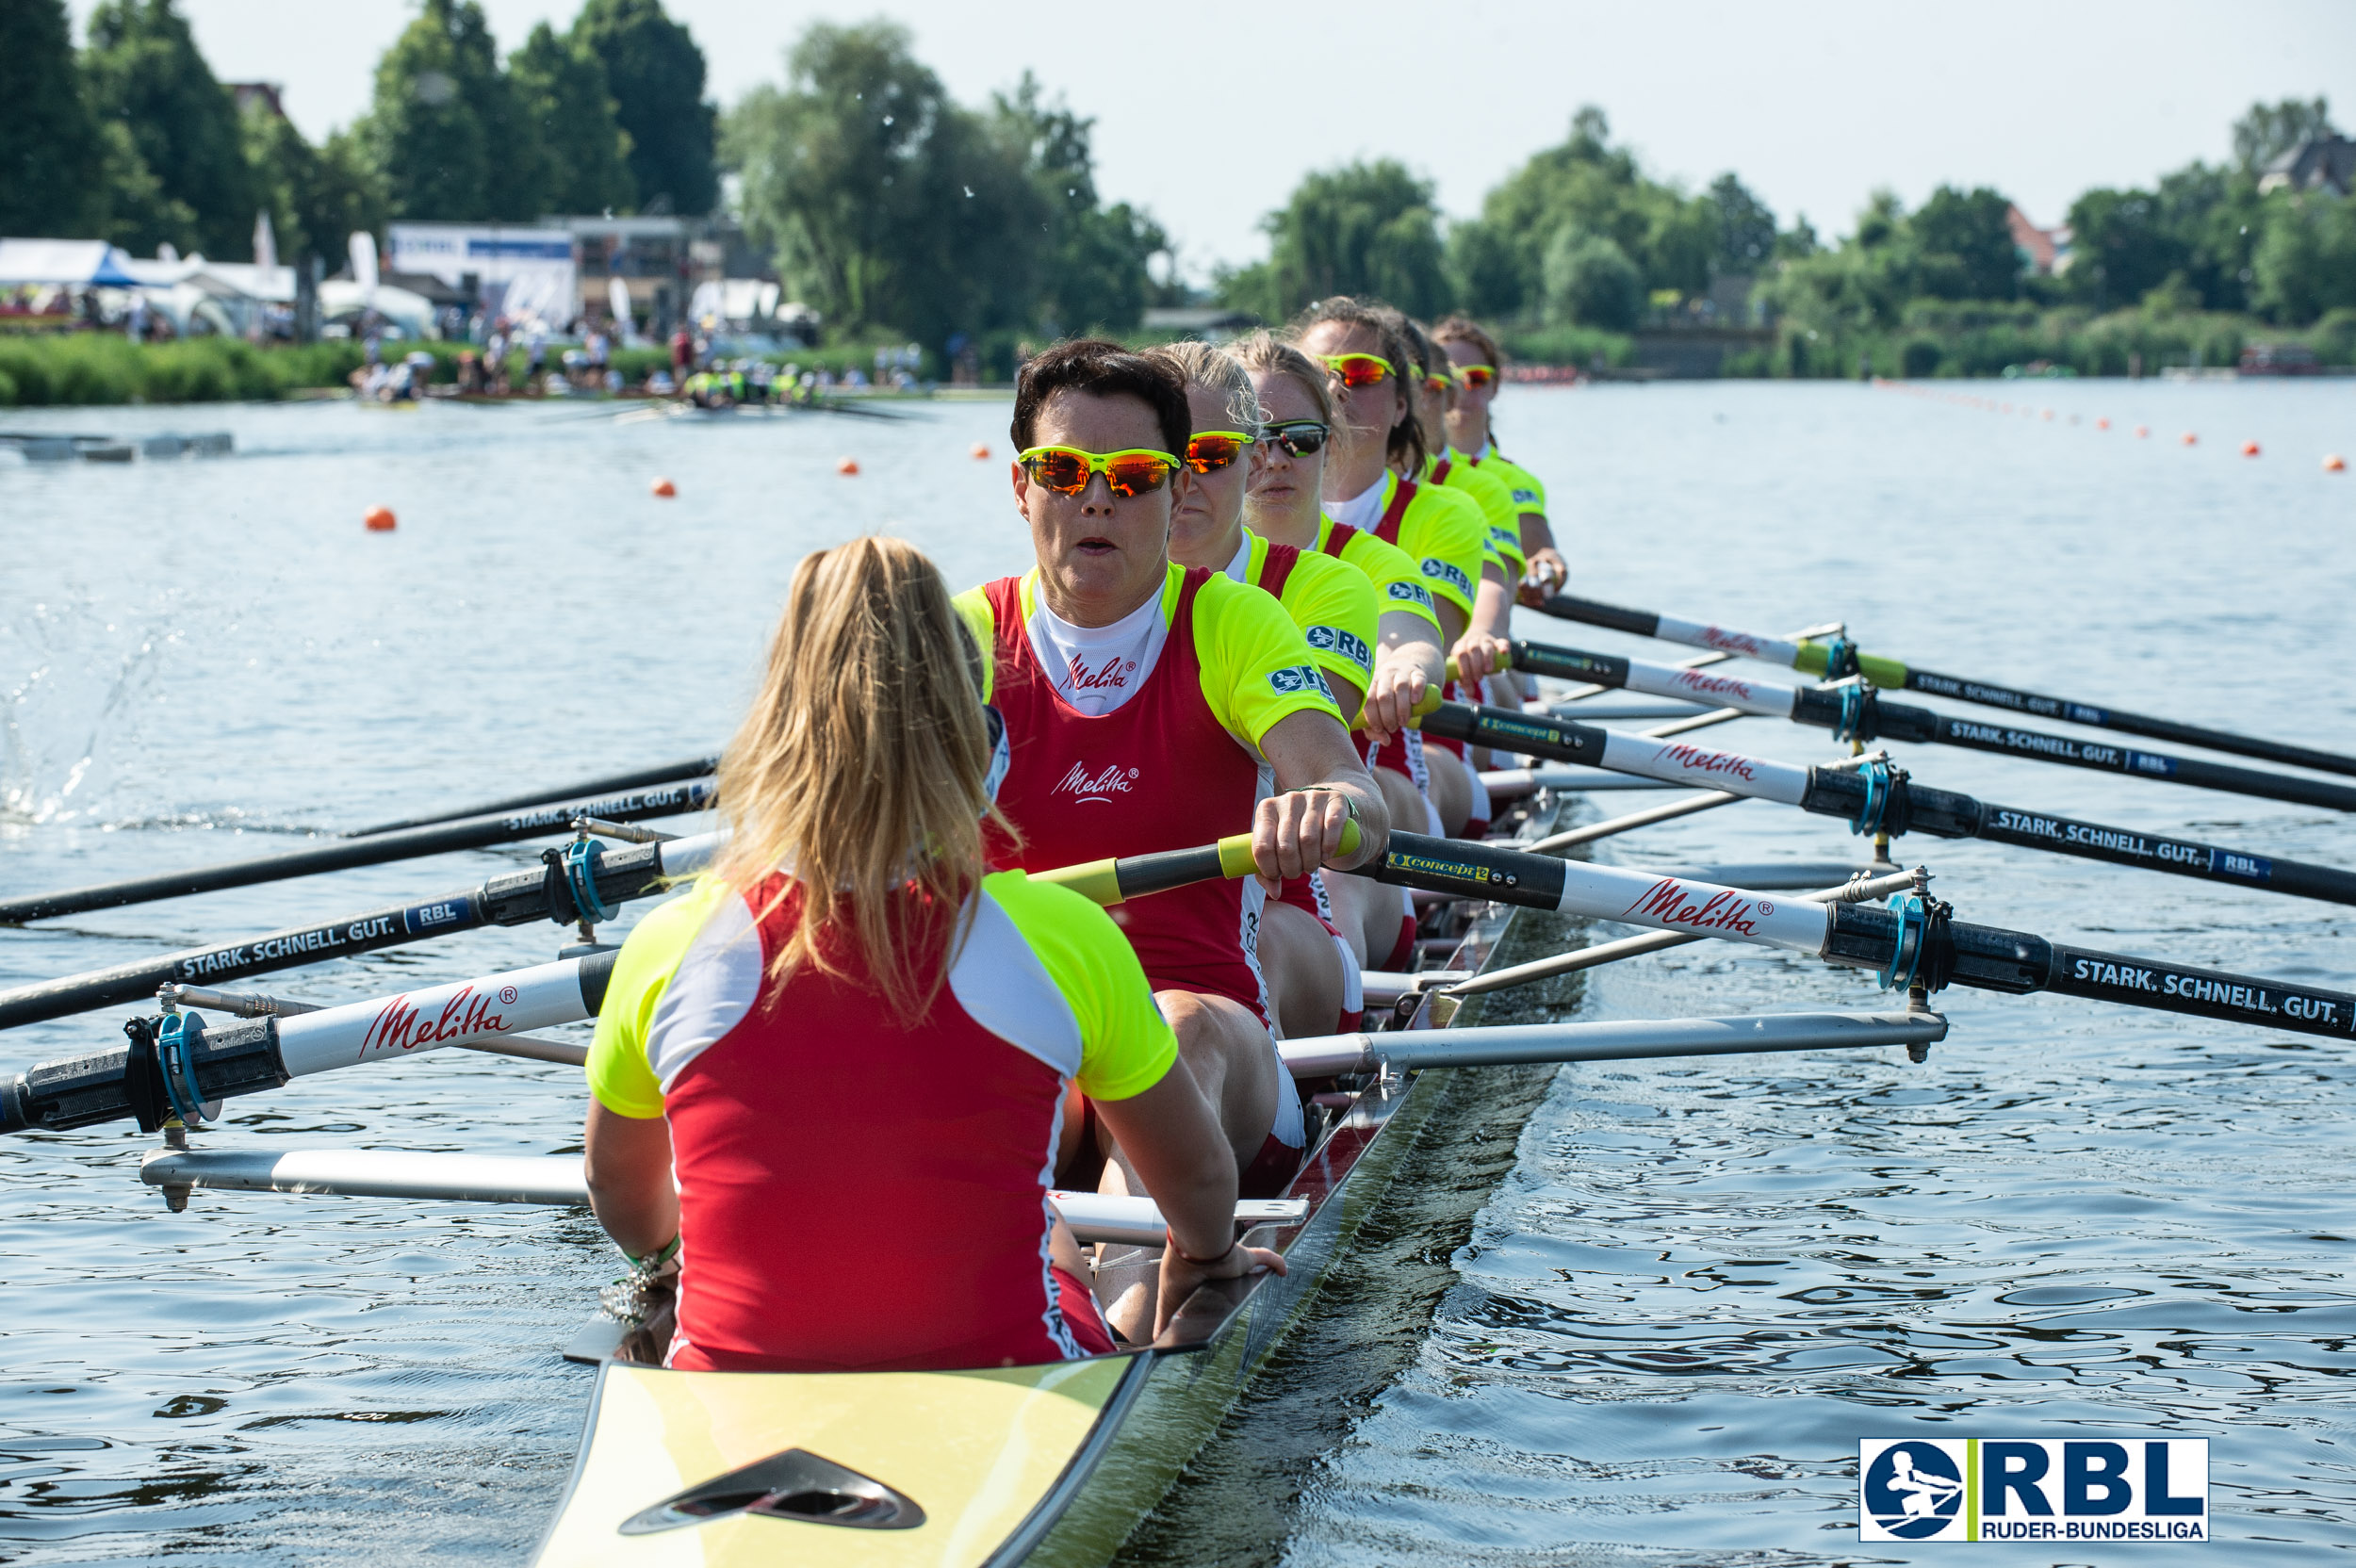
[978,871,1177,1102]
[585,876,738,1119]
[1452,462,1526,574]
[1336,529,1445,634]
[952,587,997,703]
[1399,482,1488,618]
[1279,551,1380,714]
[1490,452,1549,515]
[1190,569,1345,744]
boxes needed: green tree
[2251,191,2356,323]
[1909,185,2020,301]
[992,75,1163,335]
[2064,187,2185,311]
[726,22,1037,349]
[0,0,105,236]
[1220,160,1448,321]
[1542,229,1641,328]
[1707,172,1775,274]
[574,0,715,215]
[360,0,520,220]
[83,0,256,256]
[2233,96,2334,173]
[1446,218,1526,317]
[1472,106,1716,309]
[511,22,635,215]
[243,104,388,266]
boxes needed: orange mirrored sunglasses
[1017,445,1182,498]
[1319,352,1395,389]
[1185,431,1252,473]
[1453,364,1497,388]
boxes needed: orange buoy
[970,442,990,459]
[2326,454,2348,472]
[2097,417,2110,431]
[837,456,860,476]
[2182,433,2198,446]
[2135,425,2150,438]
[650,477,676,498]
[2240,440,2261,457]
[2041,408,2054,420]
[364,506,396,532]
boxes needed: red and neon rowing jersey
[1430,447,1525,579]
[1221,530,1379,720]
[955,564,1341,1026]
[1471,442,1551,560]
[587,869,1176,1373]
[1329,471,1487,621]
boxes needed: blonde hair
[716,536,1004,1024]
[1145,340,1262,436]
[1231,331,1333,425]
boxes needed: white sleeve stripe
[647,895,765,1092]
[948,890,1087,1079]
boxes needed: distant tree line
[1,0,715,268]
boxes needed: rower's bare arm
[1363,609,1444,745]
[584,1100,679,1260]
[1255,710,1389,884]
[1450,565,1515,680]
[1093,1069,1286,1338]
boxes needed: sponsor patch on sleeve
[1386,580,1435,610]
[1510,486,1539,506]
[1304,624,1375,672]
[1420,558,1475,596]
[1268,663,1330,698]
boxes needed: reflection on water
[5,382,2356,1561]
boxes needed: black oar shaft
[347,759,720,838]
[1798,770,2356,906]
[0,839,678,1032]
[1792,688,2356,813]
[0,781,713,924]
[1901,669,2356,778]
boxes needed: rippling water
[4,379,2354,1562]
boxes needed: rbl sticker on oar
[1858,1437,2208,1543]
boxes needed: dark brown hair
[1287,296,1425,474]
[1010,338,1191,458]
[1432,316,1504,368]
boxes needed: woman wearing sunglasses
[1149,340,1393,1037]
[583,536,1282,1371]
[1291,298,1506,840]
[1433,317,1568,599]
[1231,331,1453,975]
[954,341,1389,1333]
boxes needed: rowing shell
[529,788,1565,1566]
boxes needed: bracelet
[625,1233,681,1270]
[1164,1226,1236,1268]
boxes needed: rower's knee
[1260,901,1345,1039]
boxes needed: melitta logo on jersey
[1065,653,1137,693]
[1054,762,1138,803]
[1858,1438,2207,1543]
[1304,624,1374,672]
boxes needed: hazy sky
[77,0,2356,277]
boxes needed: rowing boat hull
[532,793,1559,1566]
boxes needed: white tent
[0,238,140,286]
[319,279,435,337]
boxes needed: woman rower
[1149,339,1400,1036]
[581,536,1281,1370]
[1231,331,1449,975]
[954,341,1389,1338]
[1433,317,1568,599]
[1289,298,1505,839]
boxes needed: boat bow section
[533,1355,1141,1566]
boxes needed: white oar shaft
[1651,612,1803,669]
[1618,656,1799,718]
[1539,856,1834,953]
[1278,1008,1946,1075]
[273,956,601,1079]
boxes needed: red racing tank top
[661,876,1099,1372]
[984,570,1273,1021]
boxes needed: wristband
[1165,1226,1236,1268]
[625,1233,681,1269]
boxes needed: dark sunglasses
[1261,421,1330,458]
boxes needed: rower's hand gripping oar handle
[1031,820,1363,906]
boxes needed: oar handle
[1031,820,1364,906]
[1441,647,1515,682]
